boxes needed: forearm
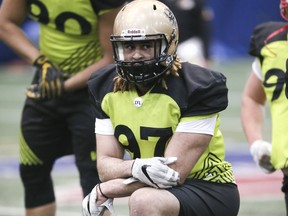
[0,22,40,63]
[98,178,146,200]
[165,132,210,184]
[241,96,265,144]
[64,9,115,92]
[64,55,113,92]
[97,156,134,182]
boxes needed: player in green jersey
[0,0,126,215]
[241,0,288,214]
[82,1,240,215]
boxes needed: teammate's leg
[25,203,56,216]
[64,89,100,197]
[281,171,288,215]
[20,129,56,216]
[20,99,70,216]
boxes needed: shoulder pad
[249,21,287,56]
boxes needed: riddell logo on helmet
[121,29,145,36]
[128,29,141,34]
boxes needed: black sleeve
[87,64,117,119]
[163,62,228,117]
[182,63,228,116]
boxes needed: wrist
[33,55,48,66]
[97,184,109,200]
[131,159,139,178]
[131,159,136,170]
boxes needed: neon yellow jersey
[88,63,236,183]
[27,0,125,74]
[249,21,288,169]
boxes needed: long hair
[113,56,182,92]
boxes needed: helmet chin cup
[116,58,171,85]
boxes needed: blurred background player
[0,0,126,215]
[159,0,212,67]
[241,0,288,214]
[83,1,239,215]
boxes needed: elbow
[98,175,106,183]
[97,166,109,182]
[98,171,109,182]
[97,160,113,182]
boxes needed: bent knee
[129,188,153,209]
[129,188,179,216]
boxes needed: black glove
[26,55,65,100]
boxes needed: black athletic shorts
[167,179,240,216]
[19,87,100,208]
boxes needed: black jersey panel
[152,62,228,117]
[88,64,117,119]
[88,62,228,119]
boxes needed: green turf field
[0,59,285,216]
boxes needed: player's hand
[26,55,65,100]
[82,186,104,216]
[250,140,276,174]
[131,157,179,188]
[82,185,116,216]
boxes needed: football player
[83,1,240,215]
[241,0,288,214]
[0,0,126,215]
